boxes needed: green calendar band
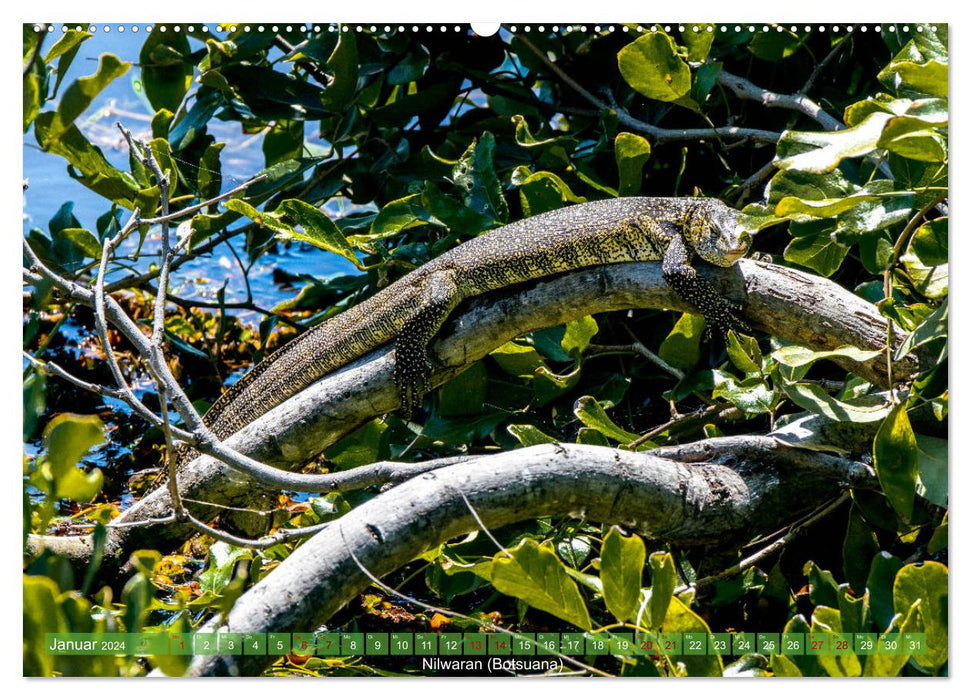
[41,631,927,658]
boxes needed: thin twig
[800,36,850,95]
[338,525,607,676]
[515,34,780,146]
[586,342,684,380]
[674,492,850,595]
[734,159,777,207]
[715,70,842,131]
[158,387,185,516]
[630,404,739,449]
[139,173,267,228]
[456,490,511,558]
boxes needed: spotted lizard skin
[182,196,751,463]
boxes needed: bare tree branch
[175,440,874,676]
[515,34,780,145]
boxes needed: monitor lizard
[180,196,751,465]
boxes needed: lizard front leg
[395,269,461,418]
[662,233,750,338]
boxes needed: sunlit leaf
[873,403,919,520]
[618,32,691,102]
[475,539,592,630]
[600,528,645,623]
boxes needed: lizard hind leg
[394,269,462,419]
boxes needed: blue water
[23,26,358,318]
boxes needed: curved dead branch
[175,439,875,676]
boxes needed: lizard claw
[704,305,751,342]
[395,345,434,420]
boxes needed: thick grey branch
[176,440,873,676]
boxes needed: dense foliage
[23,22,947,677]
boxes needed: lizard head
[684,199,752,267]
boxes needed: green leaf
[368,194,428,238]
[23,370,46,442]
[560,316,598,360]
[811,606,861,677]
[263,120,304,168]
[34,119,139,207]
[276,199,362,269]
[139,26,193,112]
[600,528,645,623]
[844,95,948,128]
[533,365,581,406]
[915,434,947,507]
[775,615,822,677]
[893,561,948,671]
[806,562,840,608]
[772,344,882,368]
[873,403,919,521]
[648,551,677,630]
[513,168,585,217]
[867,551,905,631]
[775,112,893,174]
[781,382,890,423]
[712,374,775,415]
[879,59,948,98]
[38,413,104,502]
[661,597,723,676]
[454,133,508,224]
[748,28,808,61]
[928,512,947,554]
[44,29,92,98]
[23,575,63,676]
[838,584,870,634]
[198,542,254,595]
[438,362,488,417]
[863,599,921,677]
[771,653,803,677]
[197,142,224,200]
[490,341,545,378]
[58,228,101,259]
[614,132,652,196]
[33,54,139,206]
[476,539,592,630]
[876,117,947,162]
[511,114,558,148]
[42,53,131,140]
[783,231,849,277]
[767,167,856,205]
[658,313,705,369]
[896,298,947,360]
[321,29,359,110]
[901,218,948,298]
[325,419,387,470]
[618,32,692,102]
[725,331,762,375]
[421,182,491,236]
[507,424,558,447]
[843,507,880,592]
[23,70,41,133]
[681,25,715,62]
[573,396,640,443]
[224,198,288,234]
